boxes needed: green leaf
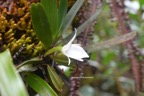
[58,0,67,28]
[140,0,144,7]
[24,73,58,96]
[0,49,28,96]
[17,64,37,73]
[60,0,84,34]
[77,4,104,35]
[41,0,58,38]
[16,57,41,69]
[16,57,41,72]
[47,65,64,92]
[63,4,104,44]
[31,3,52,48]
[85,31,137,53]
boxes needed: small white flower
[124,0,140,14]
[62,28,89,65]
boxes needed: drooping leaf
[47,65,64,92]
[24,73,58,96]
[85,31,137,53]
[0,49,28,96]
[60,0,84,34]
[31,3,52,48]
[41,0,58,39]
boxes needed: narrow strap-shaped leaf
[58,0,67,28]
[31,3,52,48]
[24,73,58,96]
[41,0,58,39]
[47,65,64,92]
[60,0,84,34]
[77,3,104,35]
[0,49,28,96]
[85,31,137,53]
[62,3,104,44]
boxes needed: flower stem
[44,46,62,57]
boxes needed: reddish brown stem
[110,0,141,95]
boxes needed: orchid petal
[63,44,89,60]
[74,58,84,61]
[66,28,77,46]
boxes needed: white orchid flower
[62,28,89,65]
